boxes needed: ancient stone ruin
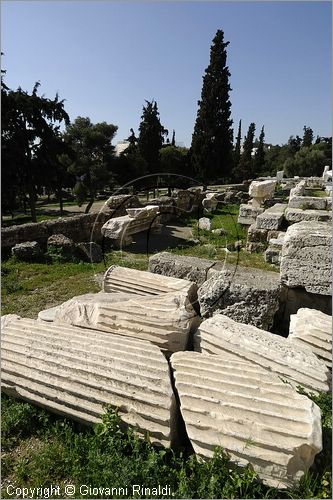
[2,258,332,489]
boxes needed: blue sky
[2,1,332,147]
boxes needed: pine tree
[253,125,265,176]
[138,100,168,175]
[191,29,233,184]
[234,122,256,181]
[233,119,242,173]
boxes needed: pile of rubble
[2,262,331,490]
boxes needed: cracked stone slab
[285,208,332,224]
[171,351,322,489]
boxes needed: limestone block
[290,180,306,198]
[247,224,268,243]
[105,194,141,216]
[149,252,216,287]
[11,241,42,261]
[264,247,281,265]
[101,206,161,246]
[288,196,327,210]
[198,264,281,331]
[54,290,199,354]
[174,190,192,212]
[326,197,332,211]
[249,180,276,201]
[171,351,322,489]
[1,317,176,447]
[238,204,264,225]
[195,314,330,394]
[103,265,198,304]
[76,242,103,263]
[289,308,332,368]
[276,170,284,181]
[256,204,287,230]
[285,208,332,224]
[245,242,267,253]
[197,217,211,231]
[126,205,159,219]
[280,221,332,295]
[202,193,218,213]
[38,306,60,323]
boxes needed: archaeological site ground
[1,175,332,499]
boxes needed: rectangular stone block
[289,196,327,210]
[256,204,287,230]
[280,221,332,295]
[285,208,332,224]
[237,204,264,226]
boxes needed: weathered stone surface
[1,314,21,329]
[76,242,103,263]
[38,305,61,323]
[174,190,192,213]
[171,351,322,489]
[47,234,75,249]
[249,180,276,201]
[290,180,306,198]
[143,197,175,222]
[238,204,264,225]
[105,194,141,216]
[198,217,212,231]
[326,197,332,211]
[245,242,267,253]
[104,264,198,304]
[280,221,332,295]
[256,204,287,230]
[202,193,218,213]
[247,224,268,243]
[199,264,281,330]
[101,206,161,246]
[11,241,42,261]
[289,196,327,210]
[264,247,281,264]
[1,317,176,447]
[54,290,199,354]
[195,314,330,393]
[285,208,332,224]
[289,308,332,368]
[149,252,215,287]
[2,212,114,251]
[211,228,226,235]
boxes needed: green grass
[1,393,331,499]
[1,252,148,318]
[168,205,279,272]
[305,189,328,198]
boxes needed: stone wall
[1,195,140,251]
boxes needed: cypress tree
[171,129,176,146]
[233,119,242,174]
[234,122,256,181]
[191,29,233,184]
[253,125,265,176]
[302,126,314,147]
[138,100,168,175]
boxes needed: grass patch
[1,252,148,318]
[1,394,331,499]
[305,189,328,198]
